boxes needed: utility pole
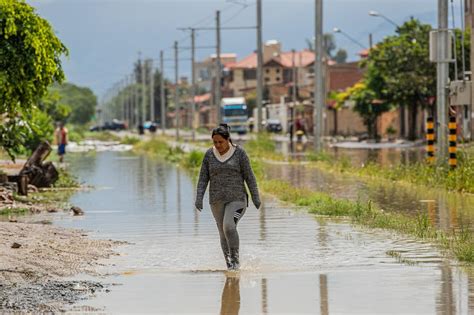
[314,0,324,152]
[174,41,180,140]
[291,49,296,144]
[369,33,373,49]
[133,73,138,129]
[141,56,147,124]
[120,76,127,122]
[256,0,263,131]
[292,49,297,104]
[191,28,196,141]
[216,10,222,124]
[436,0,449,164]
[160,50,166,134]
[149,60,155,123]
[127,74,132,129]
[124,76,128,126]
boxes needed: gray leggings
[210,201,247,255]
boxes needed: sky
[27,0,463,100]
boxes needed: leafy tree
[39,90,72,123]
[323,33,337,57]
[245,91,256,118]
[362,19,435,140]
[49,83,97,125]
[24,108,55,152]
[347,82,392,140]
[152,69,171,124]
[361,18,469,140]
[0,0,68,159]
[452,28,471,80]
[108,68,170,126]
[134,58,153,84]
[334,49,348,63]
[306,34,347,63]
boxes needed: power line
[222,3,253,25]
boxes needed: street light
[368,10,399,28]
[333,27,366,49]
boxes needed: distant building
[194,53,237,95]
[224,40,319,103]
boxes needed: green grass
[133,137,170,157]
[351,150,474,193]
[120,136,141,145]
[83,131,121,142]
[181,150,205,171]
[0,207,29,216]
[54,168,81,188]
[306,151,333,163]
[67,124,88,143]
[133,137,204,173]
[386,250,418,266]
[244,133,285,161]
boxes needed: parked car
[143,121,158,129]
[89,119,127,132]
[265,119,283,133]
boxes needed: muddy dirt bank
[0,221,123,312]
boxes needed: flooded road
[265,163,474,233]
[276,141,426,166]
[48,151,473,314]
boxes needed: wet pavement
[44,151,474,314]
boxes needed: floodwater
[265,162,474,233]
[275,140,426,166]
[48,151,473,314]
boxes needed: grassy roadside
[133,137,204,171]
[131,134,474,263]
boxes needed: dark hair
[212,123,233,144]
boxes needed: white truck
[221,97,248,134]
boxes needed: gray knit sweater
[195,145,261,209]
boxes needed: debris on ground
[0,221,125,312]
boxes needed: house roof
[223,61,237,68]
[228,52,258,69]
[277,50,315,68]
[194,93,211,103]
[358,48,370,58]
[227,49,335,69]
[211,53,237,58]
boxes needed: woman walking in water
[195,124,261,270]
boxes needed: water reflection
[177,168,182,233]
[319,274,329,315]
[259,202,266,241]
[470,269,474,313]
[261,278,268,314]
[437,263,455,315]
[213,269,472,315]
[220,274,240,315]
